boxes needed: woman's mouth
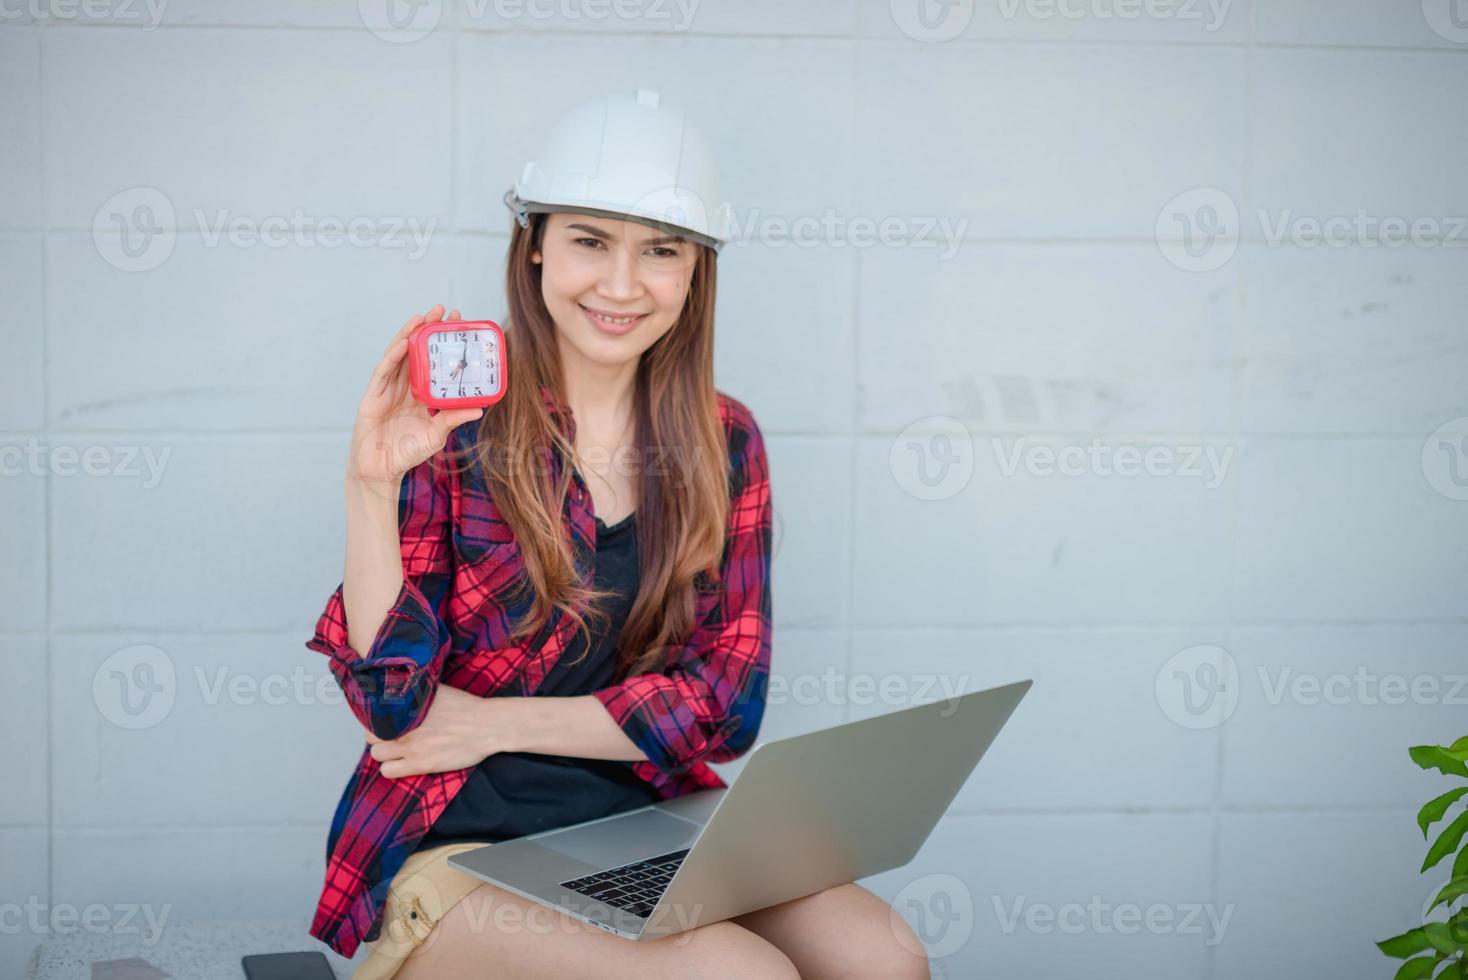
[580,303,649,336]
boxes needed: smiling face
[531,211,699,371]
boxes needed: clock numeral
[439,388,447,397]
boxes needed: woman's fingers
[429,406,485,445]
[367,304,448,404]
[368,739,406,763]
[366,337,409,400]
[385,313,424,360]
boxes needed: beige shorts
[351,841,496,980]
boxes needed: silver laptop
[448,678,1032,940]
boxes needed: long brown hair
[447,211,729,682]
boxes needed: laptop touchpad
[546,809,701,865]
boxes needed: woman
[307,91,930,980]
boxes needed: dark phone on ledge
[241,951,337,980]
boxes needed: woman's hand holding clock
[346,304,485,492]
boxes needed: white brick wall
[3,2,1465,976]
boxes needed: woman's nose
[598,246,643,299]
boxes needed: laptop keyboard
[559,848,690,918]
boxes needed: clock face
[426,328,501,401]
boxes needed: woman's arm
[578,399,774,774]
[342,475,408,657]
[308,455,458,741]
[499,694,654,763]
[306,305,482,739]
[361,398,772,779]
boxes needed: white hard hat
[503,89,734,253]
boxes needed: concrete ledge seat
[25,918,357,980]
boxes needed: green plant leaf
[1450,908,1468,946]
[1430,956,1464,980]
[1396,953,1443,979]
[1382,928,1435,958]
[1426,813,1468,873]
[1455,845,1468,882]
[1421,789,1468,838]
[1431,878,1468,913]
[1412,746,1468,778]
[1425,921,1462,955]
[1449,735,1468,756]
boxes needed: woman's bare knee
[650,920,801,980]
[394,883,799,980]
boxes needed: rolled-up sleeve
[306,452,456,740]
[590,407,773,775]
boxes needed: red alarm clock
[407,319,507,410]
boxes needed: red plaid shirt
[304,384,773,958]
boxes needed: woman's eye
[574,237,604,249]
[649,246,678,258]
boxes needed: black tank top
[415,510,660,850]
